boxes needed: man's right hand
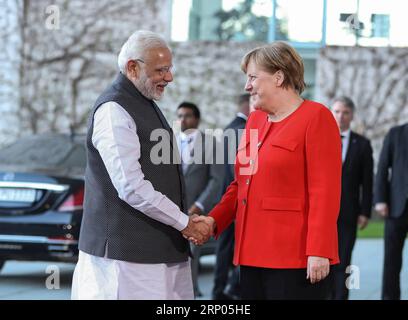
[375,203,389,218]
[189,215,216,245]
[181,215,211,245]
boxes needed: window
[371,14,389,38]
[171,0,407,47]
[272,0,325,45]
[171,0,273,42]
[325,0,359,46]
[325,0,407,47]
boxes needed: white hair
[117,30,169,73]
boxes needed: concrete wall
[316,45,408,160]
[1,0,406,164]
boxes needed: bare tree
[0,0,22,144]
[0,0,167,144]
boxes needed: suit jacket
[374,123,408,218]
[209,100,342,268]
[183,131,224,214]
[223,115,247,192]
[339,131,373,226]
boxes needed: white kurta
[71,101,194,300]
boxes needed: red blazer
[209,100,342,268]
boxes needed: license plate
[0,188,36,202]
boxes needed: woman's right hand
[307,256,330,284]
[190,215,216,245]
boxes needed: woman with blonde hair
[194,42,342,299]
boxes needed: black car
[0,134,85,271]
[0,133,216,272]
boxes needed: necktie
[151,102,185,209]
[181,136,193,155]
[180,137,188,156]
[180,135,193,173]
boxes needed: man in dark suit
[212,94,250,300]
[176,102,224,297]
[330,96,374,300]
[374,122,408,300]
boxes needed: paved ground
[0,239,407,300]
[197,239,408,300]
[0,260,74,300]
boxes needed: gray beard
[134,74,163,101]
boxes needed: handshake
[181,214,216,246]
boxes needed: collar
[341,129,351,139]
[179,129,199,142]
[237,112,248,121]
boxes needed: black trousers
[330,222,357,300]
[382,202,408,300]
[212,223,240,299]
[240,266,332,300]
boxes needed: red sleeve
[209,180,238,238]
[208,112,263,237]
[305,106,342,261]
[209,111,267,238]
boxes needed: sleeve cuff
[194,201,205,212]
[171,212,189,231]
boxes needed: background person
[176,101,224,297]
[374,122,408,300]
[330,96,373,300]
[212,93,250,300]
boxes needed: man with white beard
[71,30,211,300]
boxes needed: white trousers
[71,251,194,300]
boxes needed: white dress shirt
[341,129,351,163]
[237,112,248,121]
[178,130,199,173]
[177,129,205,212]
[71,101,193,300]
